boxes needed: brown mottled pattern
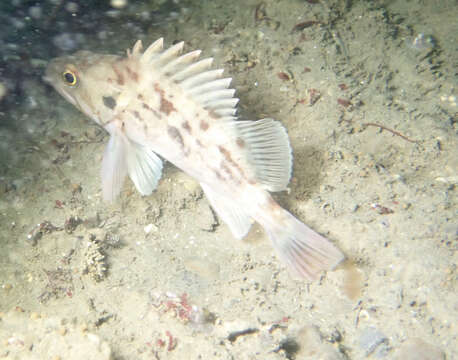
[213,169,224,181]
[181,121,192,133]
[154,83,176,115]
[167,125,184,149]
[200,120,209,131]
[132,110,142,120]
[208,109,220,119]
[111,63,124,85]
[218,145,246,181]
[142,102,161,119]
[220,161,235,182]
[126,66,139,82]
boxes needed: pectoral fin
[126,142,163,196]
[101,131,128,202]
[101,126,162,202]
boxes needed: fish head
[44,51,123,126]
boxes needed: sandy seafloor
[0,0,456,359]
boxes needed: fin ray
[187,78,233,96]
[180,69,225,90]
[160,50,202,76]
[171,58,214,82]
[154,41,184,65]
[140,38,164,64]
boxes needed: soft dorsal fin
[230,118,293,192]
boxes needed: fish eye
[62,70,77,86]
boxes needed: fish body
[44,38,344,279]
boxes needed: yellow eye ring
[62,70,77,86]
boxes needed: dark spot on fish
[200,120,209,131]
[236,137,245,148]
[167,126,184,149]
[126,66,139,82]
[154,83,176,115]
[137,94,144,100]
[196,139,204,147]
[181,121,191,133]
[102,96,117,109]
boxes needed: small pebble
[111,0,128,8]
[359,326,388,356]
[2,283,12,291]
[65,2,79,13]
[144,223,157,234]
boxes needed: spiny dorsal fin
[134,39,238,117]
[140,38,164,63]
[128,40,143,58]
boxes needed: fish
[44,38,344,280]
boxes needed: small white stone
[144,223,157,234]
[110,0,128,9]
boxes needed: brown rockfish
[44,38,344,279]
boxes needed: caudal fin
[260,208,344,280]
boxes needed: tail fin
[259,207,344,280]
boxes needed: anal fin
[200,182,253,239]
